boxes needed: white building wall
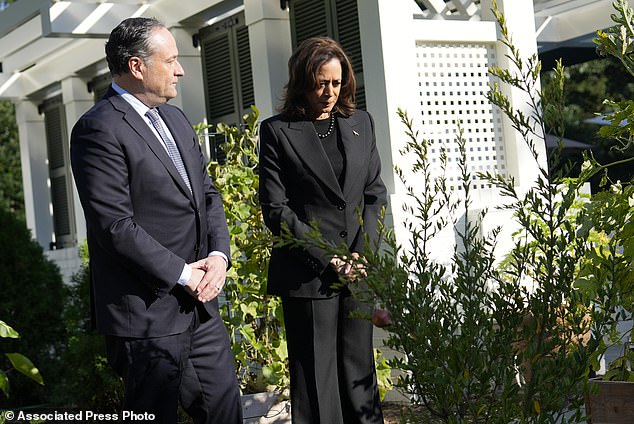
[482,0,546,191]
[357,0,427,240]
[62,76,92,246]
[169,27,207,127]
[359,0,543,263]
[45,247,83,286]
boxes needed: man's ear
[128,57,144,80]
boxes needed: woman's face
[305,58,342,120]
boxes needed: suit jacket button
[339,230,347,238]
[337,202,346,211]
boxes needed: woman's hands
[330,252,367,280]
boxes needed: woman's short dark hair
[105,17,164,76]
[280,37,356,120]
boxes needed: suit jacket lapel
[159,106,198,202]
[109,94,195,202]
[338,114,364,198]
[283,120,344,200]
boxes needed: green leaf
[245,302,259,318]
[262,365,274,379]
[239,325,256,345]
[274,339,288,361]
[230,225,244,235]
[0,321,19,339]
[5,353,44,385]
[0,369,9,397]
[573,277,598,295]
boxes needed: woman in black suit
[259,36,387,424]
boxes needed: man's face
[141,27,184,106]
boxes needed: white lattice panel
[415,0,481,20]
[415,42,506,192]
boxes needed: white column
[170,26,207,127]
[62,76,93,246]
[358,0,422,246]
[481,0,546,192]
[244,0,292,122]
[16,100,54,250]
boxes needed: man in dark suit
[70,17,242,423]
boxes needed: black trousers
[105,306,243,424]
[282,292,384,424]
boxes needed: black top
[313,118,346,188]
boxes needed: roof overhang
[534,0,614,68]
[42,1,151,38]
[0,0,151,40]
[414,0,616,68]
[0,0,226,100]
[0,0,154,99]
[0,0,621,100]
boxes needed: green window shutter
[50,176,71,237]
[199,13,254,163]
[290,0,329,47]
[201,32,236,120]
[42,97,75,247]
[199,12,255,125]
[334,0,362,75]
[334,0,365,110]
[44,106,65,170]
[289,0,366,110]
[236,25,254,110]
[88,73,112,103]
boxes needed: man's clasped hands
[185,256,227,303]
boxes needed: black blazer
[71,87,230,338]
[259,110,387,298]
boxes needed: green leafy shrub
[49,242,123,410]
[355,117,541,422]
[0,100,24,220]
[0,320,43,399]
[575,182,634,382]
[196,107,289,394]
[0,207,65,407]
[572,0,634,383]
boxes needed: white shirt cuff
[208,251,228,268]
[177,264,192,286]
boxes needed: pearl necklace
[315,114,335,139]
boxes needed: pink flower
[372,308,392,327]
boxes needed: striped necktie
[146,108,192,194]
